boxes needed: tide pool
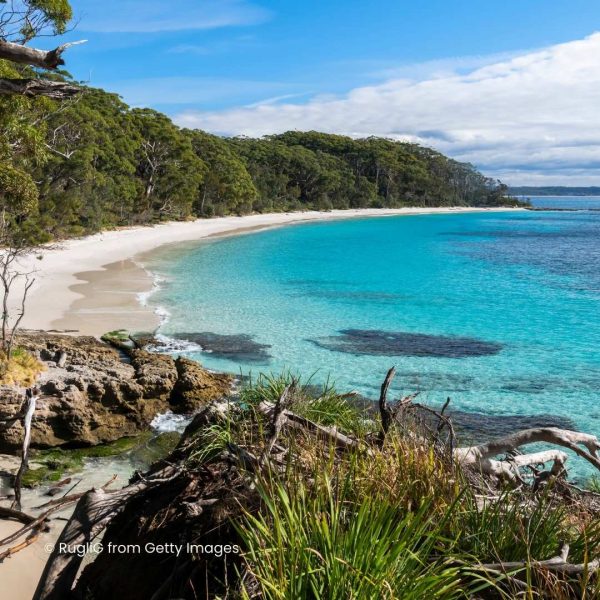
[144,202,600,477]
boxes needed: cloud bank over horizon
[174,33,600,186]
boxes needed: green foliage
[0,162,38,216]
[188,130,257,216]
[0,0,72,41]
[588,477,600,493]
[29,0,73,33]
[239,371,367,436]
[237,477,466,599]
[1,81,519,243]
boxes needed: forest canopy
[0,0,521,243]
[1,84,521,243]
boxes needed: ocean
[144,198,600,478]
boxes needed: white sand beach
[17,207,522,337]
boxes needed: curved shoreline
[20,207,522,337]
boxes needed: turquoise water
[145,200,600,476]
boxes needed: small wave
[133,261,164,307]
[146,333,205,354]
[150,410,191,433]
[154,305,171,327]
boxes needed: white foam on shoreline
[146,333,205,354]
[150,410,192,433]
[132,259,174,331]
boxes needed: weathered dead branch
[378,366,396,444]
[12,387,38,511]
[261,384,292,466]
[0,505,37,525]
[0,39,86,70]
[455,427,600,481]
[257,400,360,450]
[0,527,43,561]
[481,543,600,576]
[0,476,117,549]
[0,77,81,98]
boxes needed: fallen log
[33,468,178,600]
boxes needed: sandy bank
[18,207,522,337]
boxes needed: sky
[50,0,600,186]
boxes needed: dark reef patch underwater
[309,329,503,358]
[173,332,272,364]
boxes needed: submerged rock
[310,328,503,358]
[172,332,272,363]
[0,332,233,451]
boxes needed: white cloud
[174,33,600,185]
[76,0,270,33]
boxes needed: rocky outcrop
[0,332,233,452]
[171,356,234,412]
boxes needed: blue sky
[52,1,600,185]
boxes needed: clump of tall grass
[236,472,467,600]
[238,371,370,436]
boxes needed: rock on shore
[0,332,233,451]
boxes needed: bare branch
[378,366,395,444]
[0,78,81,98]
[455,427,600,480]
[11,387,38,511]
[481,543,600,576]
[0,39,86,70]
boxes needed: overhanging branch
[0,78,81,98]
[0,39,87,70]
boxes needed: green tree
[131,109,206,221]
[188,131,257,216]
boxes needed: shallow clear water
[145,200,600,477]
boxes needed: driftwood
[0,476,117,549]
[257,401,360,450]
[455,428,600,482]
[481,543,600,576]
[0,505,37,525]
[374,369,600,482]
[0,527,43,561]
[33,469,178,600]
[34,474,116,510]
[46,477,73,497]
[12,387,38,511]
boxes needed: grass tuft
[0,347,45,386]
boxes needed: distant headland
[509,186,600,196]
